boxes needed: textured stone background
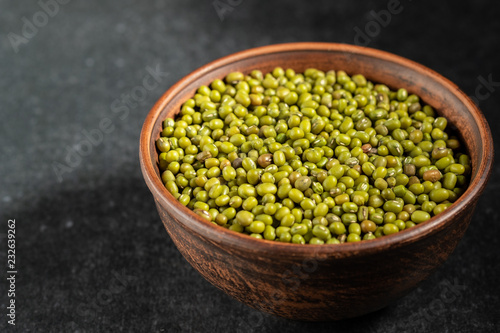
[1,0,499,332]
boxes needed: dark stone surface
[1,0,499,332]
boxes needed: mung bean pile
[157,68,471,244]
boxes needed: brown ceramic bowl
[140,43,493,321]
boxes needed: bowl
[139,42,493,320]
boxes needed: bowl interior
[141,43,493,255]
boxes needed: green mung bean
[157,68,471,244]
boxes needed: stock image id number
[7,219,16,269]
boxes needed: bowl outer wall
[153,195,476,320]
[139,43,494,320]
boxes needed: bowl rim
[140,42,494,258]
